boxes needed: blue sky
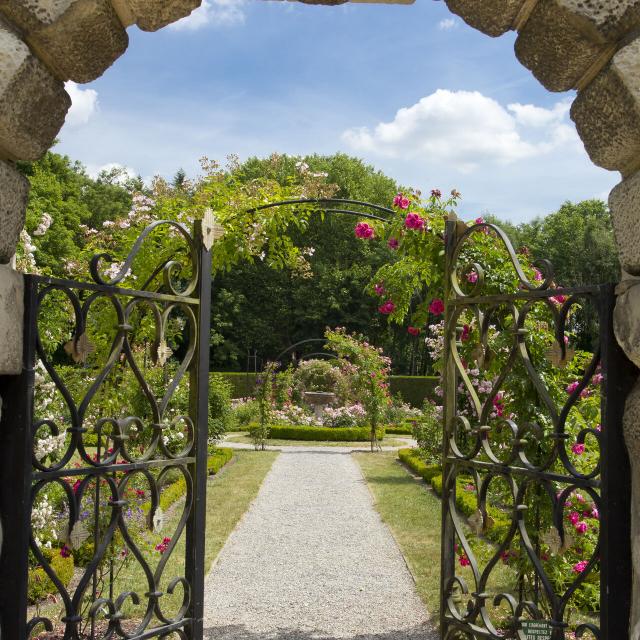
[57,0,619,222]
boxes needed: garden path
[203,449,437,640]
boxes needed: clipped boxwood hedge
[399,448,511,545]
[263,424,385,441]
[28,549,75,604]
[397,447,441,482]
[385,423,414,435]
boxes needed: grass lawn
[225,434,410,448]
[354,451,443,619]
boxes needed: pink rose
[407,326,420,336]
[393,193,410,209]
[566,381,580,395]
[429,298,445,316]
[379,300,396,315]
[571,443,585,455]
[459,554,471,567]
[569,511,580,525]
[387,237,399,250]
[374,283,385,296]
[466,270,478,284]
[575,521,588,534]
[404,212,425,230]
[573,560,589,573]
[355,222,374,239]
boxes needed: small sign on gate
[520,620,553,640]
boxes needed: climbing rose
[467,270,478,284]
[374,283,385,296]
[569,511,580,525]
[155,537,172,554]
[461,324,471,342]
[591,506,599,519]
[387,237,399,250]
[407,326,420,336]
[429,298,445,316]
[475,217,485,225]
[571,443,585,455]
[393,193,410,209]
[575,521,588,535]
[592,373,604,385]
[566,381,580,395]
[379,300,396,315]
[459,554,471,567]
[355,222,374,239]
[405,212,425,230]
[573,560,589,573]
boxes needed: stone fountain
[303,391,336,421]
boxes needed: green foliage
[208,373,233,441]
[388,376,439,407]
[28,548,75,604]
[291,358,349,403]
[412,403,443,465]
[325,327,391,450]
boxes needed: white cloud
[87,162,138,184]
[64,81,99,127]
[438,18,457,30]
[169,0,246,30]
[342,89,580,173]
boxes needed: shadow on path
[203,623,438,640]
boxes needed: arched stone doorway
[2,0,640,636]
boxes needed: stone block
[0,0,128,83]
[0,265,23,375]
[571,38,640,175]
[559,0,640,42]
[111,0,201,32]
[0,161,28,264]
[515,0,606,92]
[610,172,640,274]
[515,1,640,92]
[444,0,525,37]
[0,27,70,161]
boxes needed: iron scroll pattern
[5,221,211,639]
[439,220,630,640]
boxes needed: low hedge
[142,447,234,514]
[385,423,414,435]
[259,424,385,441]
[397,448,441,482]
[207,447,234,474]
[28,548,75,604]
[399,448,511,545]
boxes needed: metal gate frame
[440,218,634,640]
[0,220,211,639]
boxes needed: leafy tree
[17,151,137,275]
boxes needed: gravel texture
[203,450,437,640]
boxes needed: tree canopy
[16,150,619,373]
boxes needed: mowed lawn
[353,451,442,619]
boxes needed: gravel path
[203,450,437,640]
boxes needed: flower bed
[250,424,385,442]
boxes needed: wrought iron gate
[440,219,634,640]
[0,220,212,639]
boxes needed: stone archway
[2,0,640,634]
